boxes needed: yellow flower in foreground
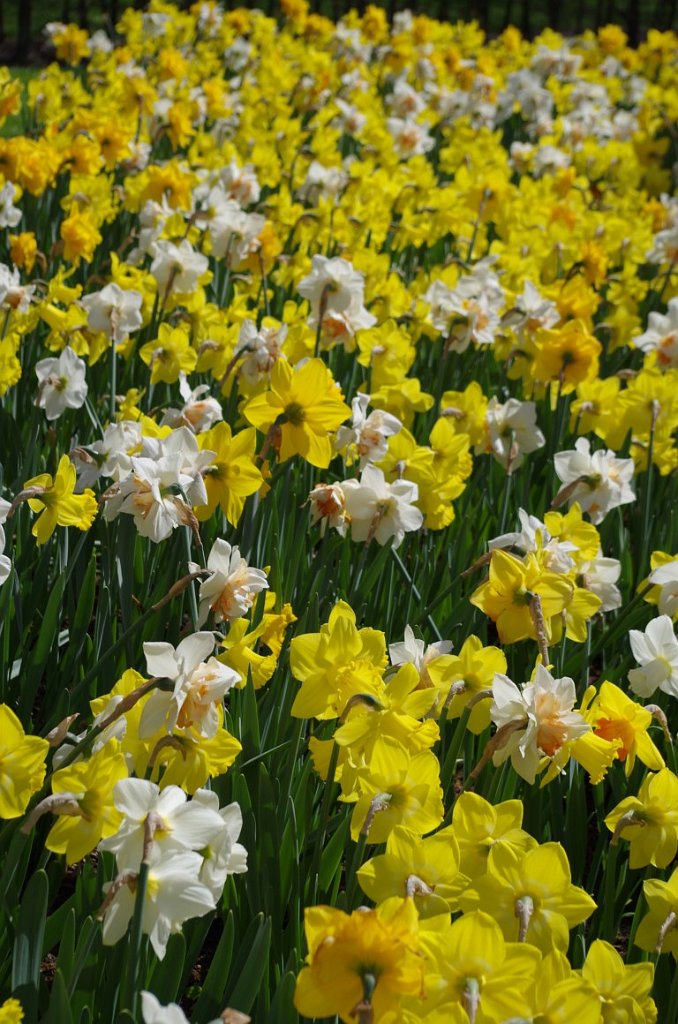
[0,998,24,1024]
[243,357,350,468]
[470,549,573,644]
[46,741,127,864]
[0,705,49,819]
[635,865,678,960]
[585,680,664,775]
[23,455,98,544]
[605,768,678,868]
[581,939,656,1023]
[294,898,424,1023]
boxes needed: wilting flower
[308,482,349,536]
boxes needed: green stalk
[121,861,149,1016]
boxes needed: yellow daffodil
[23,455,98,544]
[0,705,49,819]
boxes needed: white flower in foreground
[489,508,577,574]
[628,615,678,698]
[342,464,423,548]
[334,393,402,468]
[0,497,11,587]
[193,789,248,899]
[633,298,678,369]
[79,283,143,345]
[553,438,635,525]
[479,397,545,474]
[101,848,215,960]
[140,632,238,738]
[389,624,452,683]
[491,666,589,784]
[648,560,678,618]
[100,779,225,870]
[34,346,88,421]
[580,553,622,612]
[139,426,214,508]
[151,239,208,296]
[196,539,268,626]
[308,482,349,537]
[103,457,189,543]
[161,373,223,433]
[72,420,142,490]
[141,992,189,1024]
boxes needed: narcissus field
[1,2,678,1022]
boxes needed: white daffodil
[0,497,11,587]
[140,632,238,738]
[334,393,402,468]
[151,239,208,296]
[489,508,577,574]
[0,182,22,228]
[389,624,453,684]
[633,298,678,369]
[34,346,88,421]
[100,778,225,870]
[72,420,142,490]
[233,320,286,386]
[161,373,223,433]
[195,539,268,626]
[479,397,545,474]
[553,438,635,525]
[579,553,622,612]
[101,848,215,960]
[308,482,349,537]
[141,992,189,1024]
[648,560,678,618]
[298,254,376,349]
[491,666,589,784]
[341,464,423,548]
[103,457,189,543]
[79,283,143,345]
[192,789,248,900]
[628,615,678,698]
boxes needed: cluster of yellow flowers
[1,1,678,1020]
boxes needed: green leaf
[0,830,33,904]
[190,912,235,1022]
[227,916,272,1014]
[12,868,49,1021]
[20,575,66,719]
[268,970,298,1024]
[148,931,186,1005]
[43,969,74,1024]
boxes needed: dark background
[1,0,677,64]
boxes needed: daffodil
[290,600,387,720]
[451,791,535,880]
[635,865,678,959]
[243,357,350,468]
[605,768,678,868]
[294,898,424,1023]
[22,455,98,544]
[0,705,49,819]
[470,549,573,644]
[584,680,664,774]
[580,939,656,1023]
[45,741,128,864]
[459,841,597,952]
[196,423,263,526]
[358,824,468,916]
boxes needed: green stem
[121,861,149,1015]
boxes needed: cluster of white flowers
[100,778,246,960]
[298,254,376,351]
[103,427,214,543]
[424,258,505,353]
